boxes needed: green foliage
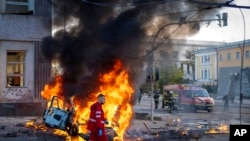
[158,66,184,91]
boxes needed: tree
[184,46,197,81]
[158,65,184,91]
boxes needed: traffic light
[155,67,159,81]
[222,13,228,26]
[216,12,228,27]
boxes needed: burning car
[43,96,78,136]
[43,96,118,140]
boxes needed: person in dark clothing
[240,93,243,104]
[223,93,229,111]
[138,89,143,104]
[153,90,160,109]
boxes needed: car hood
[196,97,215,105]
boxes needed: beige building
[195,39,250,97]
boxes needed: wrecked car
[43,96,78,136]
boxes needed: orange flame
[206,124,229,134]
[41,60,134,140]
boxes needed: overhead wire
[135,0,242,59]
[136,8,208,59]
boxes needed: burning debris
[124,119,230,141]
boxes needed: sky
[187,0,250,42]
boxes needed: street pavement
[0,95,249,141]
[125,94,250,141]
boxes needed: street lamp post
[150,64,154,121]
[238,8,246,125]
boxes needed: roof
[195,39,250,54]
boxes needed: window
[180,63,183,71]
[219,54,222,61]
[202,55,210,64]
[201,70,204,79]
[236,52,240,60]
[227,53,231,60]
[207,55,210,63]
[246,50,250,58]
[6,51,26,87]
[0,0,34,14]
[204,70,207,80]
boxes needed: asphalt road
[134,94,250,123]
[130,94,250,141]
[0,95,249,141]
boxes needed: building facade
[195,47,217,85]
[195,39,250,98]
[139,37,223,85]
[0,0,52,102]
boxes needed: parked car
[163,84,215,112]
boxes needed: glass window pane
[7,52,25,62]
[6,51,26,87]
[246,50,249,58]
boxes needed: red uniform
[87,102,108,141]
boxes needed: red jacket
[87,102,106,132]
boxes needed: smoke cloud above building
[41,0,223,98]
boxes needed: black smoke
[41,0,224,99]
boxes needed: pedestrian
[153,89,160,109]
[138,89,143,104]
[87,94,109,141]
[240,93,243,104]
[223,93,229,111]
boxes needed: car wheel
[207,108,213,112]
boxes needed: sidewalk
[215,99,250,107]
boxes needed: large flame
[41,60,134,140]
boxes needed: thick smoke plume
[41,0,224,99]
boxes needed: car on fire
[43,96,118,141]
[163,84,215,112]
[43,96,78,136]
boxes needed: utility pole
[150,64,154,121]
